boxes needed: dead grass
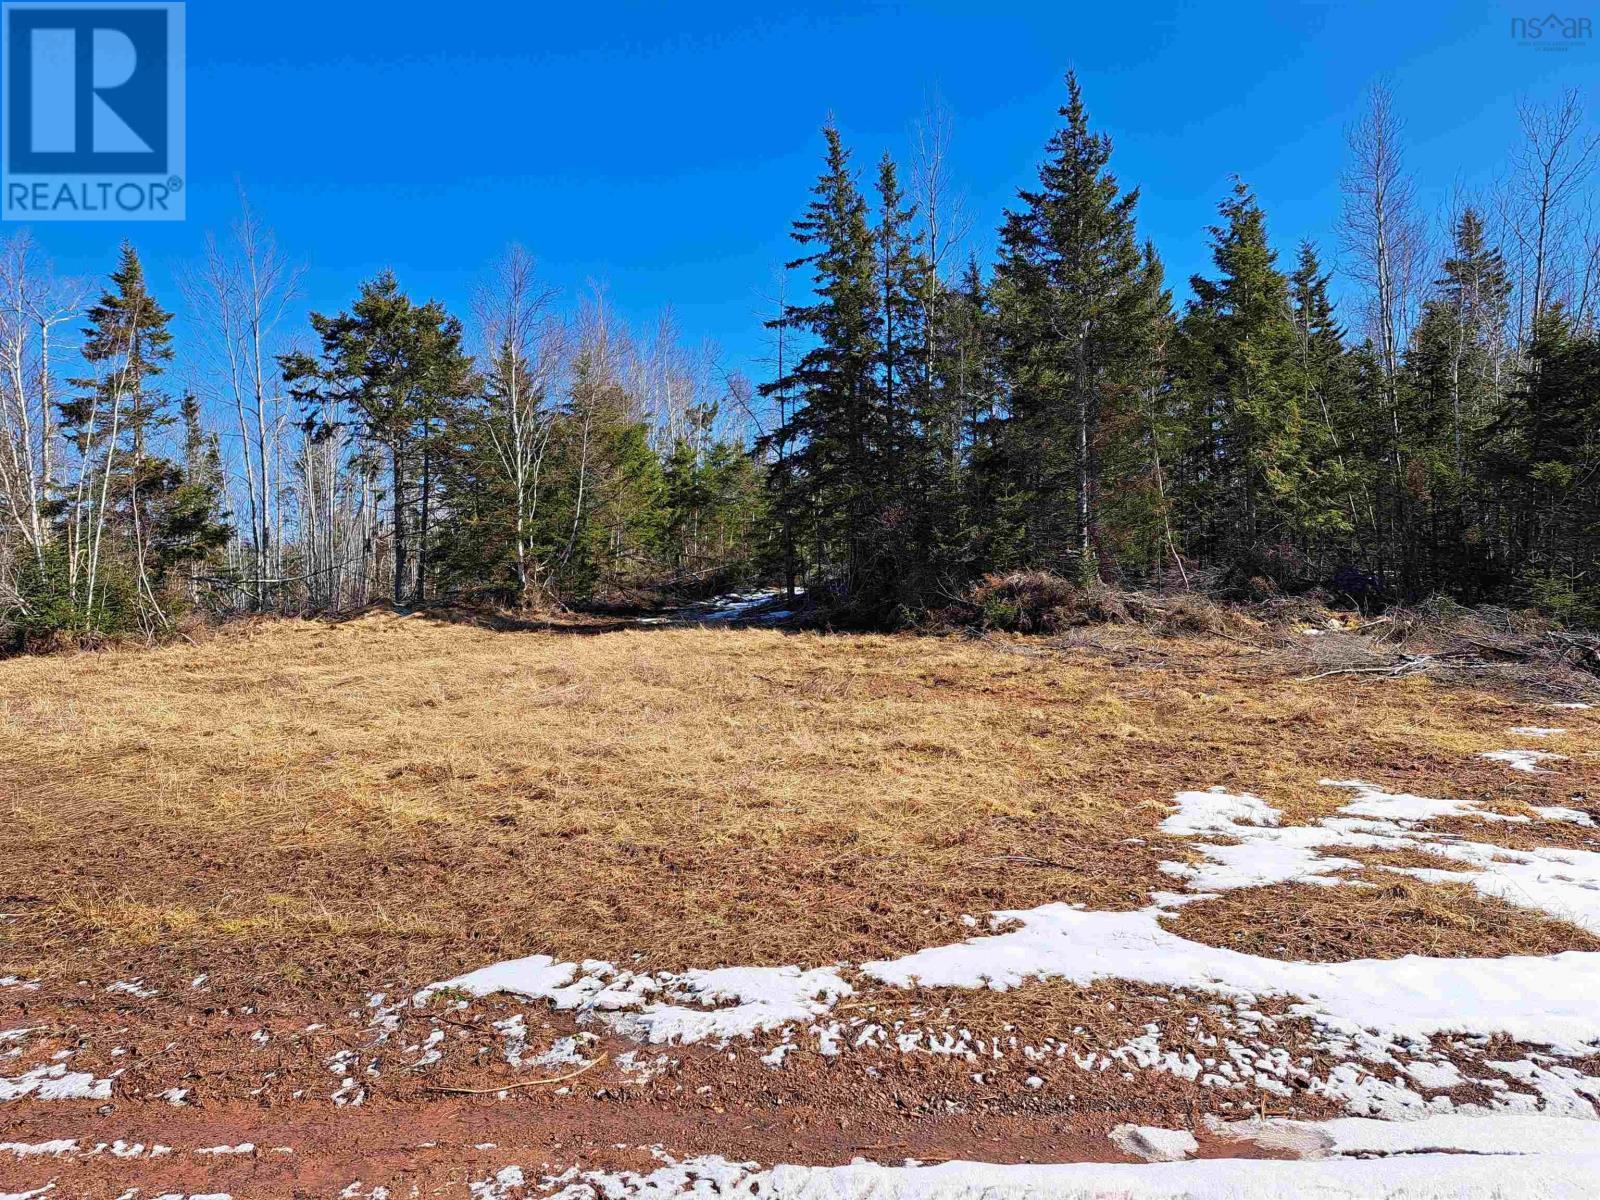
[1162,879,1600,962]
[1,608,1594,993]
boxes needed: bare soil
[3,611,1597,1194]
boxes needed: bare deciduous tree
[1501,89,1600,343]
[182,192,303,606]
[474,245,564,604]
[1341,80,1426,466]
[0,234,83,576]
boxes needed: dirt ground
[2,610,1596,1196]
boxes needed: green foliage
[12,544,136,641]
[1524,569,1600,627]
[1073,541,1100,588]
[282,271,475,605]
[988,73,1170,575]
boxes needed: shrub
[8,544,138,648]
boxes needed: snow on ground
[404,738,1600,1184]
[493,1140,1600,1200]
[421,959,852,1045]
[422,780,1600,1081]
[1215,1110,1598,1157]
[1107,1125,1198,1162]
[0,1141,76,1158]
[1156,782,1600,935]
[1483,748,1568,772]
[692,589,801,622]
[0,1062,115,1102]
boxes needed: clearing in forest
[2,608,1599,1198]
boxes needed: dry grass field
[2,608,1598,1197]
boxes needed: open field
[3,609,1600,1197]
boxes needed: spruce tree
[62,242,175,469]
[1289,242,1363,571]
[989,72,1166,579]
[59,244,225,621]
[760,123,885,604]
[1175,181,1310,585]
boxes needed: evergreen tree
[1289,242,1363,572]
[1398,209,1512,595]
[760,123,886,604]
[281,271,475,605]
[61,242,175,468]
[1486,307,1600,616]
[925,256,998,579]
[56,245,227,621]
[1175,181,1313,586]
[989,72,1166,579]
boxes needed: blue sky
[13,0,1598,400]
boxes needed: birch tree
[1503,90,1599,345]
[182,196,303,607]
[473,246,564,604]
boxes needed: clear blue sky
[14,0,1598,401]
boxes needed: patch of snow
[864,904,1600,1055]
[1218,1111,1599,1158]
[1160,788,1280,836]
[422,957,851,1045]
[525,1146,1600,1200]
[531,1034,594,1069]
[0,1140,76,1157]
[696,590,793,623]
[1108,1125,1199,1162]
[106,979,157,999]
[1326,779,1518,824]
[0,1063,114,1101]
[469,1165,525,1200]
[1511,727,1565,738]
[1535,806,1595,827]
[1402,1060,1465,1090]
[1483,749,1567,773]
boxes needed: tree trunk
[391,450,407,606]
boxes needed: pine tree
[1487,307,1600,615]
[989,72,1166,579]
[281,271,474,605]
[924,257,997,578]
[872,152,940,605]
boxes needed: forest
[2,74,1598,642]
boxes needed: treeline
[1,75,1597,643]
[0,228,769,642]
[767,76,1600,623]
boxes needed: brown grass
[1,609,1594,995]
[1163,879,1600,961]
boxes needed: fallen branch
[426,1052,608,1095]
[1297,655,1436,681]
